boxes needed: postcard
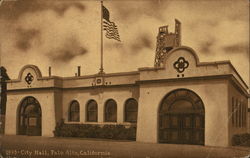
[0,0,249,158]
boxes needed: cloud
[0,0,248,83]
[105,34,153,55]
[223,43,248,54]
[0,0,85,20]
[198,38,216,54]
[109,0,169,22]
[15,28,41,51]
[131,34,153,52]
[46,37,88,63]
[49,47,87,63]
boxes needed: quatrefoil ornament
[173,57,189,73]
[25,73,34,85]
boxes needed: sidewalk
[1,135,250,158]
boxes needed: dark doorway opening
[18,96,41,136]
[159,89,205,145]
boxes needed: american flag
[102,5,121,42]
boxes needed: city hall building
[0,20,249,147]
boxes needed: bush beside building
[0,115,5,134]
[232,133,250,146]
[54,120,136,141]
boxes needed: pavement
[0,135,250,158]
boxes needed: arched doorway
[159,89,204,145]
[18,96,41,136]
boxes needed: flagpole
[99,1,104,74]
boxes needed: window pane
[69,101,80,122]
[236,99,238,127]
[170,100,194,113]
[71,102,79,111]
[171,116,178,127]
[88,111,97,122]
[195,116,200,128]
[29,117,37,126]
[232,97,235,126]
[126,112,137,122]
[243,104,246,127]
[87,100,98,122]
[183,116,191,128]
[105,99,117,122]
[25,104,36,115]
[176,90,188,98]
[125,99,138,122]
[160,115,170,128]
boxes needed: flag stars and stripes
[102,5,121,42]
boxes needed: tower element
[154,19,181,67]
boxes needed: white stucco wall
[62,86,139,124]
[5,91,56,137]
[228,81,248,145]
[136,79,229,147]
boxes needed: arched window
[105,99,117,122]
[125,98,138,123]
[86,100,98,122]
[69,100,80,122]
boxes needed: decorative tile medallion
[173,57,189,73]
[25,73,34,85]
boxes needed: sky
[0,0,249,84]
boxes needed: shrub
[232,133,250,146]
[53,121,136,141]
[0,115,5,134]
